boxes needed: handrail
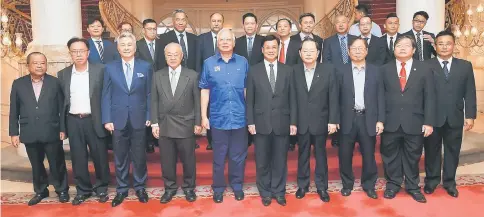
[98,0,143,39]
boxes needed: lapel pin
[214,66,220,72]
[413,68,416,71]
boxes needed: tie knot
[269,63,274,68]
[416,32,421,37]
[179,33,184,38]
[442,60,449,65]
[401,62,406,67]
[248,37,253,41]
[96,40,102,44]
[390,36,394,40]
[125,62,130,68]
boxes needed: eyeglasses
[69,50,88,55]
[349,47,366,52]
[301,50,317,54]
[395,44,412,49]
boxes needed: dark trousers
[338,114,377,190]
[297,132,328,190]
[25,141,68,194]
[112,119,147,194]
[67,115,110,195]
[254,133,289,197]
[381,127,424,193]
[211,127,248,193]
[146,126,156,146]
[159,136,196,193]
[424,121,463,189]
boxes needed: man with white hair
[101,32,152,207]
[200,29,249,203]
[151,43,201,203]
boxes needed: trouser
[297,132,328,190]
[159,136,196,192]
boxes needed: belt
[353,108,365,115]
[69,113,91,118]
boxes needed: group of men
[9,3,476,208]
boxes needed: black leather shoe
[184,190,197,202]
[289,144,295,151]
[206,144,213,150]
[331,140,339,147]
[58,192,70,203]
[445,187,459,198]
[261,197,271,206]
[423,186,435,194]
[111,193,128,207]
[317,190,330,202]
[407,191,427,203]
[195,144,200,149]
[72,193,91,205]
[234,191,244,201]
[136,189,149,203]
[28,191,49,206]
[295,188,308,199]
[98,192,109,203]
[213,192,223,203]
[384,189,398,199]
[160,191,176,204]
[341,188,352,196]
[364,189,378,199]
[146,143,155,153]
[274,196,286,206]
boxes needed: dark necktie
[416,32,423,61]
[179,33,188,66]
[269,63,276,93]
[214,36,219,53]
[389,36,394,56]
[247,37,253,61]
[341,36,348,64]
[96,40,104,61]
[442,60,450,80]
[149,42,155,61]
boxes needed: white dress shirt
[264,59,278,82]
[175,30,188,57]
[412,29,425,60]
[352,63,366,109]
[396,58,413,81]
[91,37,104,56]
[211,31,218,52]
[361,33,372,45]
[69,64,91,114]
[278,37,290,60]
[304,63,316,91]
[437,56,453,72]
[122,58,135,78]
[246,34,255,50]
[385,33,398,50]
[169,65,182,92]
[299,32,313,40]
[145,37,156,53]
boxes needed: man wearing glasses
[403,11,436,61]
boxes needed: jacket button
[35,107,38,109]
[401,108,403,111]
[36,117,39,120]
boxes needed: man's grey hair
[164,42,182,53]
[116,32,137,44]
[172,9,188,18]
[216,29,236,44]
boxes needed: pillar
[131,0,154,21]
[396,0,445,35]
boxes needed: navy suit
[101,58,152,193]
[322,34,357,65]
[196,32,217,73]
[87,38,120,64]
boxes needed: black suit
[286,34,324,66]
[234,35,264,65]
[336,63,384,191]
[380,59,435,193]
[364,35,387,66]
[294,63,339,191]
[196,31,217,72]
[57,64,110,195]
[9,74,68,194]
[246,61,297,197]
[424,57,477,189]
[156,30,198,71]
[151,66,201,193]
[402,30,436,61]
[382,33,402,63]
[322,34,357,65]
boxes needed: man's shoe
[274,196,286,206]
[289,144,295,151]
[341,188,352,196]
[146,143,155,153]
[28,191,49,206]
[111,193,128,207]
[136,189,149,203]
[445,187,459,198]
[234,191,244,201]
[58,192,70,203]
[184,190,197,202]
[364,189,378,199]
[72,193,91,206]
[206,144,213,150]
[384,189,398,199]
[407,191,427,203]
[98,192,109,203]
[261,197,271,206]
[213,192,223,203]
[160,191,176,204]
[195,144,200,149]
[317,190,330,202]
[295,188,308,199]
[423,185,435,194]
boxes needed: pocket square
[137,73,144,78]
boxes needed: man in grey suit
[151,42,202,203]
[57,37,110,205]
[9,52,69,206]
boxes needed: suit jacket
[135,38,161,71]
[322,34,357,65]
[196,32,217,72]
[101,58,152,130]
[402,30,436,61]
[336,63,385,136]
[380,59,435,134]
[365,35,388,66]
[87,38,120,64]
[246,61,297,135]
[294,62,339,135]
[286,33,324,66]
[382,33,403,63]
[234,34,264,65]
[151,67,201,138]
[57,63,108,138]
[426,57,477,128]
[9,74,64,144]
[156,30,198,71]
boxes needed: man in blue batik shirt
[199,29,249,204]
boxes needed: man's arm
[423,65,436,126]
[322,38,332,63]
[146,64,153,122]
[376,67,385,123]
[101,66,112,124]
[289,68,297,125]
[193,73,201,126]
[328,66,340,124]
[246,69,255,125]
[56,78,65,134]
[464,61,477,119]
[9,80,20,136]
[150,71,159,125]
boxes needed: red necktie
[399,62,407,91]
[279,41,285,64]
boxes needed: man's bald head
[335,14,350,34]
[164,42,183,69]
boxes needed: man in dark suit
[196,12,225,150]
[102,32,152,207]
[294,38,339,202]
[402,11,436,61]
[156,9,198,71]
[246,35,297,206]
[423,31,477,198]
[276,18,300,67]
[136,18,161,154]
[382,13,402,63]
[234,13,264,66]
[152,43,202,203]
[57,38,110,205]
[86,17,119,64]
[380,35,435,203]
[337,38,383,199]
[358,16,387,65]
[287,13,324,65]
[9,52,69,206]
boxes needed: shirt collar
[144,37,155,44]
[361,34,372,39]
[175,30,187,37]
[211,31,218,38]
[246,35,255,40]
[437,56,453,66]
[412,29,422,36]
[122,58,135,67]
[216,52,235,61]
[396,58,413,67]
[338,33,348,39]
[31,75,45,82]
[264,59,277,67]
[304,63,317,72]
[300,32,313,40]
[352,62,366,71]
[72,63,89,75]
[169,65,182,74]
[386,33,398,38]
[91,37,102,42]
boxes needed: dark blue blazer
[101,58,152,130]
[322,34,357,65]
[87,38,120,64]
[336,63,385,136]
[196,32,217,73]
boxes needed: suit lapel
[130,59,140,92]
[88,64,96,98]
[388,61,402,91]
[274,63,285,95]
[25,76,38,104]
[309,65,321,93]
[187,34,195,61]
[404,61,418,91]
[173,68,189,102]
[139,40,152,61]
[37,75,48,103]
[160,69,173,100]
[117,61,129,93]
[259,63,273,95]
[346,64,355,97]
[241,36,248,58]
[64,66,73,102]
